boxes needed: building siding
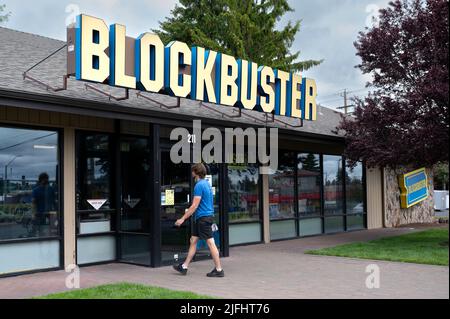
[0,105,115,132]
[366,167,384,229]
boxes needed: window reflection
[76,134,112,211]
[346,162,364,214]
[228,163,259,223]
[323,155,344,215]
[297,153,321,216]
[269,152,295,219]
[76,133,113,235]
[0,127,59,240]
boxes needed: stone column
[383,166,435,227]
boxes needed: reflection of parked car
[350,203,364,214]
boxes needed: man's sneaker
[207,268,224,277]
[173,263,188,275]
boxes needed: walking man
[173,163,224,277]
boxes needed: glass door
[118,136,152,265]
[76,133,116,265]
[160,148,191,264]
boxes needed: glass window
[299,218,322,236]
[269,151,296,220]
[76,133,114,235]
[323,155,344,215]
[227,163,260,223]
[346,162,364,215]
[325,216,344,233]
[0,126,59,240]
[297,153,321,216]
[346,161,365,230]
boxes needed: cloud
[285,0,391,108]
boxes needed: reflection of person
[31,172,56,236]
[173,163,224,277]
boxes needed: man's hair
[191,163,207,178]
[38,172,49,183]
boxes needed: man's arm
[175,196,201,226]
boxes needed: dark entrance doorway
[159,145,224,264]
[160,148,191,264]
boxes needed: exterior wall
[0,106,114,132]
[63,127,76,267]
[262,174,270,244]
[383,167,434,227]
[366,167,384,229]
[121,119,149,136]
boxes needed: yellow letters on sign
[304,78,317,121]
[218,54,238,107]
[275,70,290,116]
[110,24,136,89]
[238,60,258,110]
[258,66,275,113]
[166,41,191,98]
[136,33,165,92]
[290,74,302,118]
[77,14,109,83]
[192,47,217,103]
[73,14,318,121]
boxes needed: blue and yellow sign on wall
[398,168,429,208]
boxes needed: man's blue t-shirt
[32,184,55,214]
[193,179,214,220]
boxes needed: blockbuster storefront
[0,18,372,276]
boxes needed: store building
[0,25,384,277]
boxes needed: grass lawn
[305,228,449,266]
[36,282,215,299]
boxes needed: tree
[299,153,319,171]
[0,4,10,24]
[153,0,322,72]
[433,162,449,190]
[337,0,449,168]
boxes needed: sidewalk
[0,226,448,299]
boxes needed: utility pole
[342,89,348,115]
[337,89,354,115]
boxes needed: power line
[318,87,370,101]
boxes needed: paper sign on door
[165,189,174,206]
[205,175,213,187]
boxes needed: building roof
[0,26,344,138]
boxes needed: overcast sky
[1,0,390,110]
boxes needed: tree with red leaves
[338,0,449,168]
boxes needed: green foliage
[153,0,322,72]
[299,153,320,171]
[433,162,449,190]
[36,282,216,299]
[0,4,10,24]
[306,228,449,266]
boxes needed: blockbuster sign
[398,168,429,208]
[68,14,318,120]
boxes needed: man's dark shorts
[192,216,214,240]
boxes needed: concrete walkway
[0,226,448,299]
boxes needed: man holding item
[173,163,224,277]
